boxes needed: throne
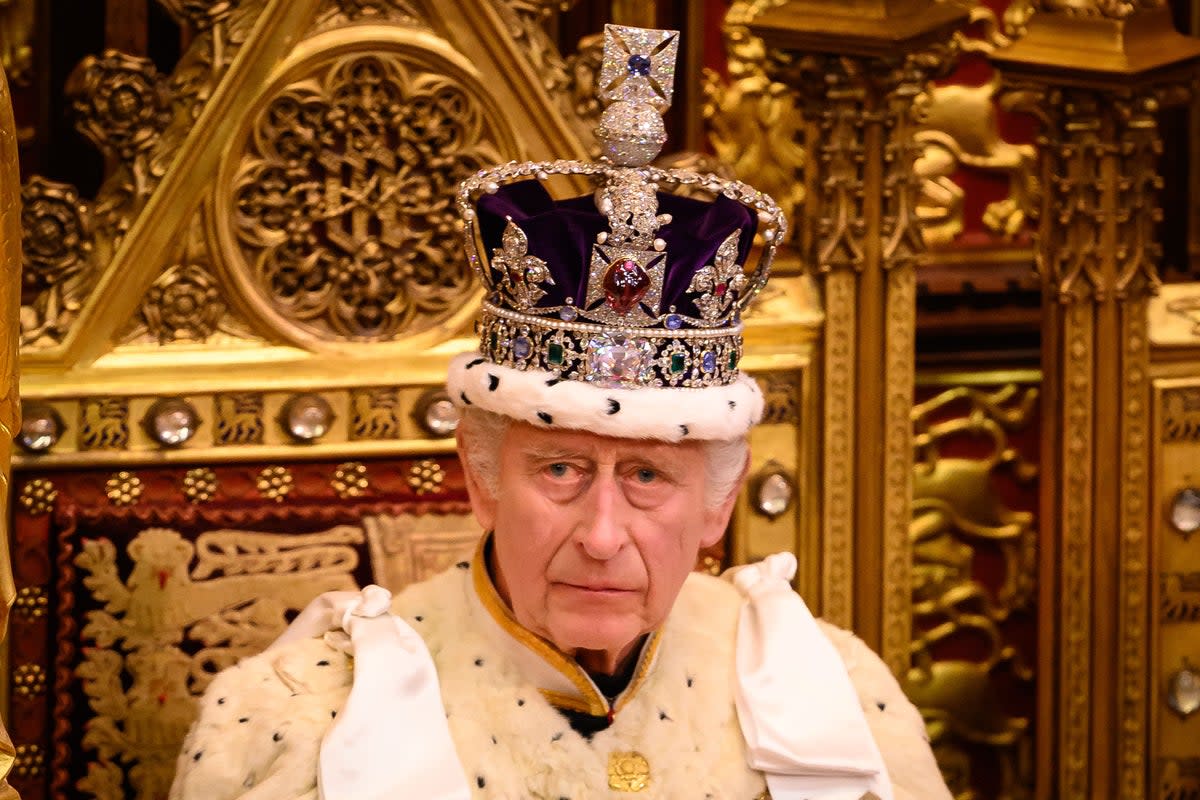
[5,5,820,797]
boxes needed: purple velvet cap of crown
[476,180,757,323]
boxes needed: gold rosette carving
[215,30,516,346]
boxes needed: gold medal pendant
[607,751,650,792]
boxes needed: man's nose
[574,476,628,561]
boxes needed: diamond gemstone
[603,260,650,314]
[587,333,654,387]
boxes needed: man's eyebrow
[519,445,592,462]
[619,448,685,471]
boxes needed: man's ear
[698,450,751,549]
[456,426,498,531]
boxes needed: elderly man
[169,25,951,800]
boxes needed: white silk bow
[269,585,471,800]
[726,552,893,800]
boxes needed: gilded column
[994,5,1200,798]
[0,63,22,800]
[749,0,966,672]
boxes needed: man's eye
[546,463,571,478]
[634,468,657,484]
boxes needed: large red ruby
[603,259,650,315]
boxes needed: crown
[448,25,786,441]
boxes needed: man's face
[461,421,740,673]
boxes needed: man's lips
[553,581,638,594]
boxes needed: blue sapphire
[513,336,532,360]
[559,306,578,322]
[627,54,652,77]
[702,351,717,373]
[665,314,682,330]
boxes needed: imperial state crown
[447,24,786,442]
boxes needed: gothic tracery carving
[227,54,503,341]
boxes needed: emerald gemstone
[548,342,564,366]
[670,353,686,374]
[489,330,498,352]
[728,351,739,370]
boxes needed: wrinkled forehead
[502,420,705,462]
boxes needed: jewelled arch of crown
[456,24,787,390]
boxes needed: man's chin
[545,612,643,660]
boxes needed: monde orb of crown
[597,102,666,167]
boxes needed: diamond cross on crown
[597,25,679,113]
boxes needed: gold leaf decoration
[18,478,57,516]
[331,462,369,498]
[256,466,293,502]
[12,663,45,698]
[406,459,444,496]
[13,744,43,778]
[14,586,48,620]
[181,468,218,503]
[105,471,144,507]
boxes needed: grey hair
[457,407,749,509]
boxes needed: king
[169,25,952,800]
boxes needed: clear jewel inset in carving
[1167,660,1200,719]
[416,389,460,437]
[18,402,64,453]
[281,393,334,441]
[143,397,200,447]
[1169,487,1200,540]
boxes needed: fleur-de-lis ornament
[492,220,554,311]
[688,231,746,324]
